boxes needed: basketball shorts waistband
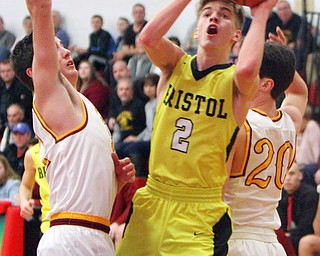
[146,176,223,202]
[230,225,278,243]
[50,212,110,234]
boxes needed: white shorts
[228,226,286,256]
[37,225,115,256]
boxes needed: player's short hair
[11,33,34,91]
[196,0,244,30]
[260,42,296,100]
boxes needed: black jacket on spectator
[0,77,33,129]
[115,99,146,142]
[277,182,319,254]
[88,29,116,59]
[1,143,26,178]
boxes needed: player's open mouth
[67,60,74,66]
[207,25,217,35]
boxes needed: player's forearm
[236,9,269,84]
[140,0,190,47]
[28,0,58,76]
[282,71,308,119]
[285,71,308,100]
[19,185,32,204]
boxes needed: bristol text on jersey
[163,84,228,119]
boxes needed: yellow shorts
[116,177,231,256]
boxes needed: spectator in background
[276,0,302,51]
[2,122,32,178]
[0,59,33,130]
[229,37,244,64]
[76,60,110,120]
[73,15,116,71]
[116,73,159,186]
[115,17,130,53]
[52,10,70,49]
[0,16,16,58]
[298,182,320,255]
[108,60,131,132]
[295,110,320,187]
[265,11,282,40]
[0,154,20,205]
[296,111,320,168]
[241,7,252,36]
[103,17,130,87]
[277,163,319,254]
[113,77,145,147]
[0,103,25,152]
[113,3,147,62]
[168,36,181,47]
[182,21,197,55]
[242,9,282,41]
[276,0,313,80]
[298,105,313,146]
[22,16,33,36]
[127,33,153,102]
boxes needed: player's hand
[109,222,119,241]
[112,152,135,192]
[20,199,34,219]
[267,26,287,45]
[26,0,52,16]
[251,0,278,17]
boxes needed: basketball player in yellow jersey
[20,142,50,233]
[117,0,278,255]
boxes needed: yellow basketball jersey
[30,142,50,233]
[149,54,238,189]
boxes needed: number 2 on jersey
[171,118,193,153]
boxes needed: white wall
[0,0,197,48]
[0,0,319,49]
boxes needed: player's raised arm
[233,0,278,125]
[23,0,82,134]
[235,0,278,97]
[280,69,308,133]
[26,0,59,98]
[139,0,187,72]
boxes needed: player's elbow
[235,62,259,80]
[139,33,151,48]
[139,30,158,48]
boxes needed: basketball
[231,0,266,7]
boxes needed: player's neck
[196,48,230,70]
[251,98,278,118]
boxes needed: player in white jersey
[11,0,135,255]
[223,28,308,255]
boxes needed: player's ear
[260,78,274,92]
[232,30,242,42]
[266,79,274,92]
[26,67,32,78]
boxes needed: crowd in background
[0,1,320,255]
